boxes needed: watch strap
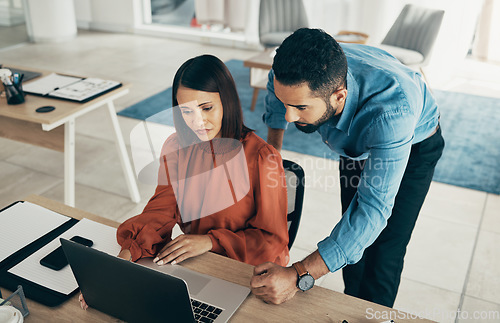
[292,261,308,277]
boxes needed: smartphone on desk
[40,236,93,271]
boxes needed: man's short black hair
[273,28,348,100]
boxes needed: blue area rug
[118,60,500,195]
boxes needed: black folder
[21,73,122,103]
[0,201,80,307]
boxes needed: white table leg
[64,119,76,207]
[107,101,141,203]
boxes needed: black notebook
[22,73,122,103]
[0,201,120,307]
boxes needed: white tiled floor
[1,30,499,322]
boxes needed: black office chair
[283,159,305,249]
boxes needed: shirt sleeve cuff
[207,231,224,254]
[317,236,348,273]
[262,111,289,130]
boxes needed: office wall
[23,0,78,42]
[74,0,141,32]
[301,0,401,44]
[303,0,480,82]
[73,0,92,28]
[472,0,500,63]
[75,0,479,77]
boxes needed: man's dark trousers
[339,126,445,308]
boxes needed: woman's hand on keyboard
[153,234,213,265]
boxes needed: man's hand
[78,293,88,310]
[153,234,212,265]
[250,262,299,304]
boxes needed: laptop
[60,238,250,323]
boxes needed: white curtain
[472,0,500,63]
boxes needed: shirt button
[325,140,329,144]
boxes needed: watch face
[298,274,315,291]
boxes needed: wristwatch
[292,261,315,291]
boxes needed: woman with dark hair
[79,55,289,310]
[115,55,289,267]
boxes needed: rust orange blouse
[117,131,289,266]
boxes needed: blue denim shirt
[263,43,440,273]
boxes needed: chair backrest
[259,0,309,47]
[283,159,305,249]
[381,4,444,62]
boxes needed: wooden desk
[334,31,369,44]
[0,195,434,322]
[0,65,140,207]
[243,49,274,112]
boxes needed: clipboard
[0,201,79,307]
[22,73,122,103]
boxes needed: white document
[49,78,120,101]
[22,73,82,95]
[8,218,121,295]
[0,202,70,263]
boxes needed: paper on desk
[0,202,70,263]
[8,218,121,295]
[49,78,120,101]
[22,73,82,95]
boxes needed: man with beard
[250,28,445,308]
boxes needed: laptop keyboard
[191,298,224,323]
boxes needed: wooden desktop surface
[0,195,434,322]
[0,65,130,152]
[0,64,130,125]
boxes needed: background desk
[243,49,274,112]
[0,66,140,207]
[0,195,435,323]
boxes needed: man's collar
[326,70,358,135]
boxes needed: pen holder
[4,82,25,105]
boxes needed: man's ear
[329,88,348,107]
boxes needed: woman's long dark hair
[172,55,251,146]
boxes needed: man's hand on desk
[250,262,299,304]
[153,234,213,266]
[79,249,132,310]
[251,251,330,304]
